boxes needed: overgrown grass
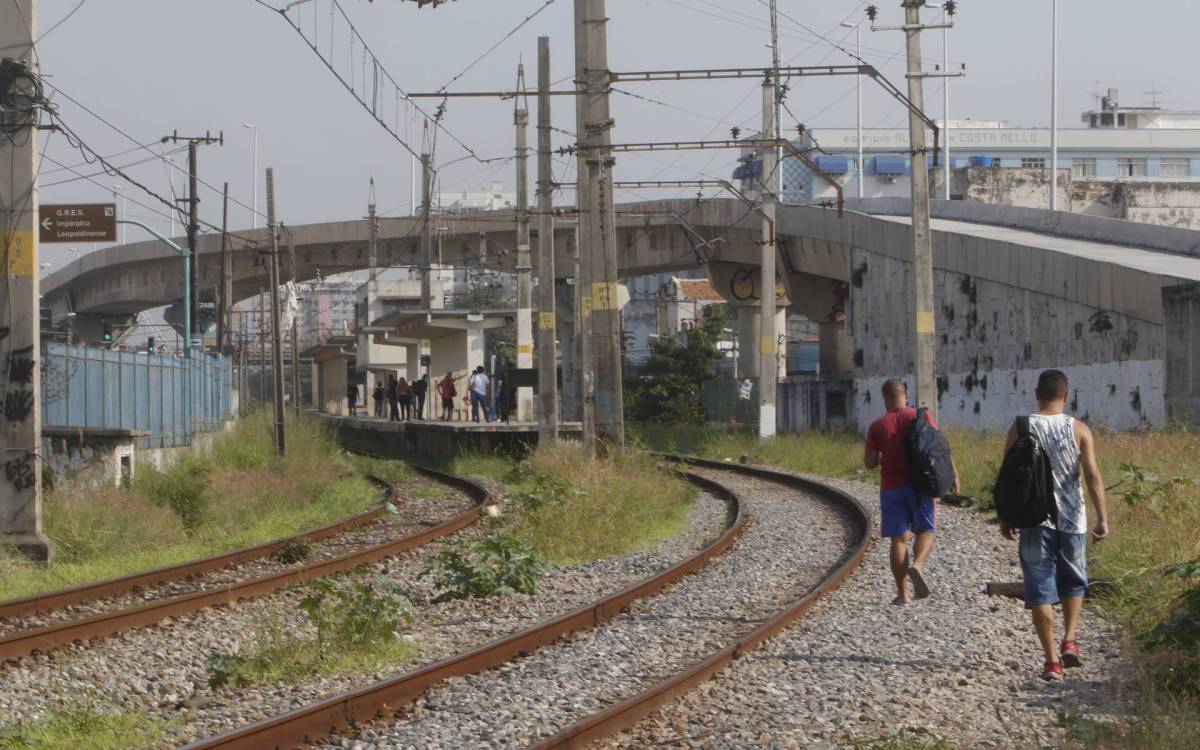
[346,453,418,486]
[633,422,1200,748]
[0,706,172,750]
[0,413,385,601]
[206,573,418,689]
[449,443,696,566]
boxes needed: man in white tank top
[1000,369,1110,681]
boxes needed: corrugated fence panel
[41,343,232,448]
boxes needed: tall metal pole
[574,0,596,450]
[857,24,864,198]
[536,35,559,443]
[186,141,200,340]
[420,153,433,308]
[515,64,534,423]
[759,77,778,440]
[0,0,51,560]
[265,169,286,455]
[219,183,231,354]
[244,124,259,229]
[903,0,938,419]
[258,286,266,404]
[943,22,951,200]
[1049,0,1058,212]
[287,228,300,416]
[582,0,624,450]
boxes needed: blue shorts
[879,484,936,538]
[1019,526,1088,608]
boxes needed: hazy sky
[31,0,1200,271]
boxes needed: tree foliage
[625,306,727,425]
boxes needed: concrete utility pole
[536,35,558,443]
[514,64,534,423]
[580,0,624,451]
[759,77,778,440]
[366,178,379,409]
[420,153,433,309]
[219,183,232,354]
[574,0,596,450]
[166,131,222,342]
[903,0,938,419]
[265,169,286,455]
[0,0,51,561]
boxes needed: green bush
[422,532,555,603]
[135,457,212,532]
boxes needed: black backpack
[904,407,956,497]
[993,417,1058,529]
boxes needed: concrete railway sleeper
[0,463,488,661]
[174,468,747,750]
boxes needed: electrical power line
[436,0,556,93]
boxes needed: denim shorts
[879,484,936,538]
[1018,526,1088,608]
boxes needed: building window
[1117,158,1148,177]
[1161,158,1191,178]
[1021,157,1046,169]
[1072,158,1097,178]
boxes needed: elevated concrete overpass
[44,198,1200,431]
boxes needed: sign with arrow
[39,203,117,243]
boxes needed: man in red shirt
[864,378,958,604]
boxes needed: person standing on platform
[346,384,359,417]
[372,381,385,418]
[468,366,491,423]
[412,374,428,420]
[397,377,413,421]
[387,374,400,422]
[437,371,458,421]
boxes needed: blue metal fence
[41,343,232,448]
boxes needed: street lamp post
[1049,0,1058,212]
[243,123,258,229]
[111,185,127,243]
[841,21,864,199]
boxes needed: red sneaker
[1041,660,1064,680]
[1061,640,1082,668]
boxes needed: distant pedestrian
[468,366,491,423]
[387,374,400,422]
[863,379,958,605]
[372,381,385,418]
[397,377,413,421]
[997,369,1109,681]
[412,374,428,420]
[437,371,458,421]
[346,384,359,417]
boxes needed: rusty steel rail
[0,506,386,622]
[0,464,486,661]
[531,456,874,749]
[176,469,747,750]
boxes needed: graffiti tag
[3,390,34,422]
[7,346,34,385]
[5,455,34,491]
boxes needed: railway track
[177,457,870,750]
[0,464,487,661]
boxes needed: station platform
[312,413,583,462]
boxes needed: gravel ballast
[0,473,730,749]
[601,474,1126,750]
[323,465,857,749]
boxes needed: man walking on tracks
[864,379,958,605]
[997,369,1109,681]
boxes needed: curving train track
[0,464,487,661]
[177,456,871,750]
